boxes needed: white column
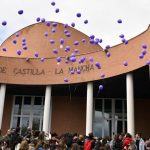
[86,82,93,136]
[43,85,52,133]
[0,84,6,129]
[126,73,135,136]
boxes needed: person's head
[7,129,11,135]
[79,134,84,141]
[19,140,29,150]
[135,133,142,140]
[71,143,80,150]
[125,133,132,138]
[88,133,94,139]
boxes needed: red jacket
[123,137,132,149]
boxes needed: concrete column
[126,73,135,136]
[0,84,6,129]
[86,82,93,136]
[43,85,52,133]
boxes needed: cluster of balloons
[0,2,149,94]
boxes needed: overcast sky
[0,0,150,48]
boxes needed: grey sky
[0,0,150,47]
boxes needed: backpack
[84,139,94,150]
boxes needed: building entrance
[93,98,127,137]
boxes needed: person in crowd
[19,140,29,150]
[145,138,150,150]
[77,134,84,150]
[135,133,145,150]
[123,133,133,150]
[112,134,122,150]
[71,143,80,150]
[84,133,95,150]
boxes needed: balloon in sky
[55,8,59,13]
[95,62,101,69]
[84,20,88,24]
[2,21,7,26]
[18,10,24,15]
[117,19,122,24]
[77,69,81,74]
[101,74,105,79]
[142,44,147,49]
[16,33,20,37]
[76,13,81,17]
[41,58,45,62]
[106,52,111,57]
[57,57,61,62]
[71,22,75,27]
[119,34,124,38]
[51,2,55,6]
[64,78,69,82]
[89,57,94,62]
[36,17,40,22]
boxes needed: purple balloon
[60,38,64,44]
[90,35,95,39]
[41,18,46,23]
[22,43,26,46]
[2,48,6,52]
[64,29,68,33]
[70,70,74,74]
[123,61,128,66]
[65,46,70,51]
[23,46,27,50]
[51,2,55,6]
[99,39,103,43]
[66,33,71,37]
[71,22,75,27]
[46,21,51,26]
[2,21,7,26]
[17,50,22,55]
[76,13,81,17]
[22,38,26,42]
[55,8,59,13]
[16,33,20,37]
[64,78,69,82]
[77,69,81,74]
[50,40,55,44]
[101,74,105,79]
[84,20,88,24]
[70,57,76,62]
[18,10,24,15]
[99,85,103,91]
[106,52,111,57]
[74,41,79,46]
[122,38,126,43]
[119,34,124,38]
[53,22,57,27]
[89,57,94,62]
[13,40,17,44]
[95,62,101,69]
[41,58,45,62]
[124,40,128,44]
[36,17,40,22]
[139,54,144,59]
[57,57,61,62]
[142,44,147,49]
[35,52,39,58]
[105,45,110,50]
[74,49,78,53]
[90,39,95,44]
[70,53,76,57]
[52,28,56,32]
[79,56,86,64]
[82,39,86,43]
[117,19,122,24]
[146,60,150,65]
[53,49,58,54]
[65,59,69,64]
[142,49,147,55]
[64,23,68,28]
[44,32,48,37]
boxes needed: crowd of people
[0,127,150,150]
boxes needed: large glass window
[94,98,127,137]
[11,95,44,134]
